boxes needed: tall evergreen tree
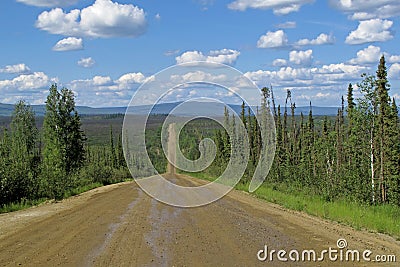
[347,83,355,112]
[387,98,400,204]
[240,101,246,128]
[109,125,117,167]
[116,133,125,168]
[376,55,391,202]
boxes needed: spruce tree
[376,55,391,202]
[387,98,400,204]
[240,101,246,128]
[109,125,117,168]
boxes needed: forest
[0,84,130,209]
[178,55,400,207]
[0,55,399,212]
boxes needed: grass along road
[0,175,399,266]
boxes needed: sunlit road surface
[0,174,399,266]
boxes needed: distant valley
[0,102,341,117]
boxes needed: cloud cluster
[289,50,313,66]
[0,72,55,93]
[53,37,83,51]
[0,67,151,106]
[0,64,31,74]
[349,45,400,65]
[273,59,288,67]
[345,19,393,45]
[330,0,400,19]
[257,30,288,48]
[389,64,400,79]
[258,30,335,48]
[295,33,334,46]
[67,72,150,106]
[349,45,382,65]
[175,49,240,65]
[245,63,369,95]
[228,0,314,15]
[170,71,228,84]
[78,57,96,68]
[36,0,147,38]
[69,73,149,91]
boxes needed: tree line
[1,56,398,208]
[0,84,129,207]
[204,55,399,206]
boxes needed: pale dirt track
[0,174,399,267]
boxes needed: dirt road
[0,174,399,266]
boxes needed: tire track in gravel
[0,175,399,266]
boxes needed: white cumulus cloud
[69,73,149,91]
[330,0,400,19]
[171,71,228,83]
[345,19,394,45]
[78,57,95,68]
[387,55,400,63]
[257,30,288,48]
[349,45,400,65]
[207,49,241,64]
[388,63,400,79]
[349,45,382,64]
[93,76,113,86]
[175,49,240,65]
[243,62,370,106]
[273,58,288,67]
[0,63,31,74]
[176,51,205,63]
[289,50,313,66]
[117,72,148,87]
[53,37,83,51]
[36,0,147,38]
[295,33,335,46]
[228,0,313,15]
[0,72,54,91]
[67,72,151,106]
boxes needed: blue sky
[0,0,400,107]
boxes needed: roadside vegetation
[0,85,130,213]
[178,56,400,238]
[0,56,399,240]
[186,171,400,238]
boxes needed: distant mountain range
[0,102,342,117]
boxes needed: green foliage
[240,183,400,239]
[0,85,130,210]
[0,101,39,204]
[0,198,46,214]
[178,58,400,212]
[41,85,87,199]
[1,58,399,220]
